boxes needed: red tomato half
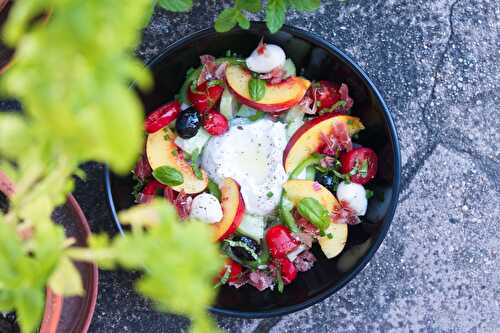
[312,81,341,111]
[203,110,229,136]
[188,81,224,114]
[216,259,242,284]
[265,225,300,258]
[144,101,181,133]
[340,147,378,184]
[276,257,298,284]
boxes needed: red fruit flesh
[144,101,181,133]
[313,81,341,111]
[188,81,224,114]
[265,225,300,258]
[277,257,298,284]
[340,147,378,184]
[203,110,229,136]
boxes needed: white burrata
[201,118,288,215]
[246,44,286,73]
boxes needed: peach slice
[146,128,208,194]
[225,65,311,112]
[283,179,348,258]
[283,113,364,173]
[213,178,245,241]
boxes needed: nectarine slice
[225,65,311,112]
[146,128,208,194]
[213,178,245,241]
[283,179,348,258]
[283,114,364,173]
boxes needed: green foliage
[0,1,222,332]
[159,0,322,33]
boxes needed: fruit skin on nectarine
[283,180,348,258]
[283,113,365,173]
[146,128,208,194]
[225,65,311,113]
[212,178,245,241]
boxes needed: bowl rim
[104,21,401,319]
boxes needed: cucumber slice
[283,58,296,77]
[237,214,265,241]
[220,88,238,120]
[174,129,210,155]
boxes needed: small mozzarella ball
[190,193,223,223]
[336,181,367,216]
[246,44,286,73]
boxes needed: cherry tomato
[188,81,224,114]
[340,147,378,185]
[265,225,300,258]
[276,257,298,284]
[144,101,181,133]
[203,110,229,136]
[216,259,242,284]
[312,81,341,111]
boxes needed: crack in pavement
[400,0,462,194]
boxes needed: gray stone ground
[2,0,499,332]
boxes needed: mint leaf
[215,7,239,32]
[266,0,287,33]
[236,13,251,29]
[207,179,222,201]
[158,0,193,12]
[236,0,261,12]
[152,166,184,186]
[288,0,321,11]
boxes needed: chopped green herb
[214,265,231,288]
[248,110,266,121]
[276,266,284,293]
[347,119,354,125]
[190,148,203,180]
[152,166,184,186]
[207,79,224,87]
[327,233,334,239]
[267,191,274,198]
[171,149,178,157]
[359,159,369,177]
[349,165,359,176]
[207,179,222,201]
[224,239,259,261]
[131,174,146,201]
[365,189,374,199]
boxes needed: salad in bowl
[131,40,380,292]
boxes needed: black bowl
[105,22,401,318]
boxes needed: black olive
[315,172,338,193]
[231,235,260,261]
[175,107,201,139]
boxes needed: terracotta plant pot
[0,170,98,332]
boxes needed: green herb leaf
[276,266,284,293]
[207,179,222,201]
[214,265,232,288]
[279,194,299,233]
[266,0,287,33]
[236,0,261,12]
[215,7,239,32]
[158,0,193,12]
[248,78,266,101]
[359,159,369,177]
[288,0,321,11]
[152,166,184,186]
[224,239,260,260]
[190,148,204,180]
[297,197,331,231]
[236,14,251,29]
[365,189,374,199]
[248,110,266,121]
[207,79,224,87]
[267,191,274,198]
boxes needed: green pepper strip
[279,194,299,233]
[289,154,323,179]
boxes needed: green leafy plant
[0,1,221,332]
[155,0,321,33]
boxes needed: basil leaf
[248,78,266,101]
[158,0,192,12]
[266,0,287,33]
[215,7,239,32]
[207,179,222,201]
[152,166,184,186]
[190,148,203,180]
[288,0,320,11]
[236,14,251,29]
[297,197,330,231]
